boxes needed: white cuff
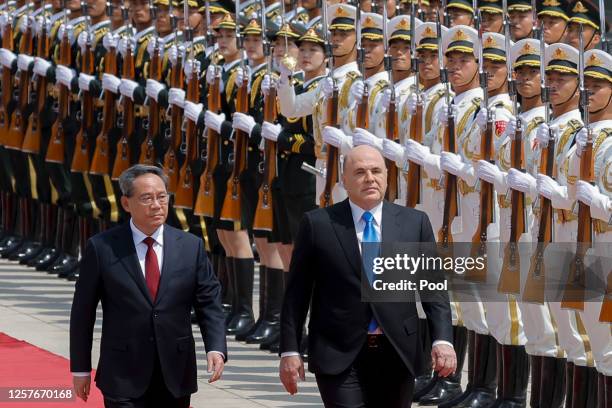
[432,340,454,348]
[280,351,301,358]
[72,372,91,377]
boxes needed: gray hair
[118,165,169,197]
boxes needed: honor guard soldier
[446,0,476,27]
[507,0,536,41]
[537,0,569,44]
[478,0,503,33]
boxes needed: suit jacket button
[153,313,159,318]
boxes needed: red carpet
[0,332,104,407]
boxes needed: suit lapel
[155,226,182,305]
[114,223,154,305]
[381,201,402,243]
[330,199,361,275]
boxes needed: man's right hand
[279,355,305,395]
[73,375,91,402]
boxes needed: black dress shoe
[32,248,60,270]
[0,236,23,258]
[11,242,43,263]
[418,378,463,406]
[46,254,74,274]
[57,258,80,278]
[413,375,436,402]
[64,270,79,281]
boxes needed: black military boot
[439,330,475,408]
[14,199,44,263]
[224,257,236,325]
[565,362,574,408]
[570,365,598,408]
[494,345,529,408]
[237,266,266,341]
[605,374,612,408]
[529,355,542,408]
[539,356,566,408]
[246,267,282,344]
[0,194,22,257]
[418,325,467,405]
[226,257,255,336]
[413,318,435,402]
[453,333,497,407]
[35,205,62,270]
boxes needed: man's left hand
[431,343,456,378]
[207,352,224,383]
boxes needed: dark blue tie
[362,211,380,333]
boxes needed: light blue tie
[362,211,380,333]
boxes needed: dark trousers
[103,354,191,408]
[315,335,415,408]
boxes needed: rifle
[139,0,159,165]
[523,21,554,304]
[355,2,369,130]
[175,1,198,209]
[382,2,399,203]
[23,10,50,153]
[194,0,219,217]
[599,0,607,52]
[0,4,15,145]
[406,2,421,207]
[220,0,247,221]
[253,0,276,231]
[320,0,340,207]
[162,0,183,192]
[561,23,591,311]
[90,2,117,175]
[437,14,458,246]
[499,3,524,293]
[110,3,134,179]
[45,1,70,163]
[71,1,94,172]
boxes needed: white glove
[406,93,418,116]
[146,36,159,56]
[503,115,517,139]
[477,160,508,194]
[206,64,217,85]
[184,101,203,123]
[77,30,89,52]
[323,126,353,154]
[57,24,74,43]
[168,88,185,108]
[383,139,405,167]
[33,57,51,77]
[353,127,383,151]
[350,80,364,104]
[17,54,33,72]
[0,13,8,33]
[0,48,16,68]
[103,32,118,51]
[321,77,334,98]
[232,112,256,135]
[18,16,29,34]
[475,106,488,132]
[184,59,200,80]
[278,57,293,80]
[205,110,226,133]
[404,139,429,166]
[102,73,121,93]
[380,88,392,110]
[145,79,165,101]
[168,45,181,66]
[235,66,250,89]
[262,121,282,142]
[440,151,464,177]
[437,102,458,125]
[576,180,611,222]
[119,78,139,100]
[575,127,588,155]
[33,16,45,35]
[55,64,75,87]
[78,73,95,92]
[535,123,558,148]
[118,36,136,58]
[536,174,573,210]
[507,168,537,199]
[262,74,277,96]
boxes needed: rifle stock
[0,17,14,145]
[162,54,184,192]
[386,94,399,203]
[438,117,458,245]
[406,100,422,207]
[71,38,95,172]
[139,46,161,165]
[6,23,33,150]
[111,42,135,180]
[319,87,339,208]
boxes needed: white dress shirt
[281,200,452,358]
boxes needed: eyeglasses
[136,193,169,206]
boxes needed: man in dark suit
[70,165,227,408]
[279,145,456,407]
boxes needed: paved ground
[0,258,481,407]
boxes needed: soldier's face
[67,0,80,11]
[446,51,477,88]
[546,71,578,105]
[448,8,473,27]
[362,38,384,69]
[509,10,533,41]
[131,0,152,26]
[302,0,317,10]
[540,15,566,44]
[52,0,62,11]
[111,0,124,27]
[483,60,507,92]
[585,77,612,113]
[87,0,106,18]
[244,35,264,62]
[481,11,503,34]
[566,23,600,51]
[156,6,172,35]
[298,41,326,73]
[273,37,299,64]
[361,0,396,17]
[216,28,238,57]
[417,49,440,80]
[330,29,356,57]
[389,39,411,72]
[515,66,541,99]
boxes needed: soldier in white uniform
[536,42,593,407]
[277,3,360,206]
